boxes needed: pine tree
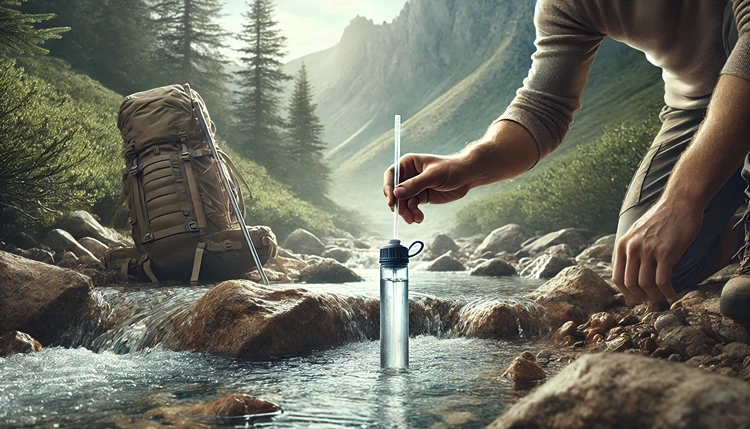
[285,64,330,203]
[0,0,68,55]
[18,0,158,95]
[234,0,290,177]
[153,0,230,129]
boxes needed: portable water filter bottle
[380,114,424,369]
[379,239,423,369]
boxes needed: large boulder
[469,258,516,277]
[297,258,364,283]
[527,266,617,329]
[576,234,616,262]
[520,254,574,279]
[57,211,129,248]
[0,251,93,344]
[42,229,96,260]
[0,331,43,357]
[78,237,108,260]
[282,228,326,256]
[428,234,459,257]
[322,247,353,263]
[471,224,526,258]
[453,299,549,339]
[521,228,589,254]
[489,353,750,429]
[172,281,377,358]
[425,253,466,272]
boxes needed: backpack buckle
[143,232,154,242]
[180,151,190,161]
[187,221,199,232]
[129,161,139,176]
[224,240,233,249]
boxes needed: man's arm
[386,1,605,222]
[613,0,750,303]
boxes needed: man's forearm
[456,120,539,189]
[661,74,750,210]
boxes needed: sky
[221,0,407,62]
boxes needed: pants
[614,1,747,292]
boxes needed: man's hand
[383,153,472,224]
[382,120,540,224]
[613,198,703,305]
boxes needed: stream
[0,269,555,428]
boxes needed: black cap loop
[380,239,425,267]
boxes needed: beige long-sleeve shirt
[499,0,750,162]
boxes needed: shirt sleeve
[497,0,605,165]
[724,0,750,79]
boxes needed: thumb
[394,169,437,199]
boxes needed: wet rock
[471,224,526,258]
[575,234,615,262]
[667,353,682,362]
[297,258,364,283]
[425,253,465,272]
[520,254,573,279]
[527,266,618,329]
[78,237,108,260]
[0,331,42,357]
[188,394,280,417]
[57,250,79,268]
[552,321,577,340]
[173,281,377,358]
[521,228,589,255]
[352,239,371,249]
[514,249,530,259]
[322,247,353,264]
[654,313,684,333]
[0,251,93,344]
[489,353,750,429]
[537,349,552,360]
[282,229,326,256]
[57,210,129,248]
[652,344,682,359]
[429,234,459,257]
[469,258,516,277]
[521,351,536,361]
[503,356,546,382]
[454,299,549,339]
[42,229,96,260]
[544,244,574,259]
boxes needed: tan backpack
[107,84,278,283]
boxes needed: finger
[383,166,395,208]
[613,239,639,304]
[398,198,414,224]
[394,168,436,200]
[656,262,677,299]
[638,258,663,302]
[624,249,647,302]
[407,197,424,223]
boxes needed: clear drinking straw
[393,115,401,240]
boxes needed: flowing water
[0,267,554,428]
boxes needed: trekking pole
[185,84,271,286]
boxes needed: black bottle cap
[380,239,424,268]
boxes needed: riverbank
[1,213,749,428]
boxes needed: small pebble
[521,351,536,361]
[667,353,682,362]
[654,313,683,333]
[638,337,657,354]
[573,340,585,348]
[618,314,639,326]
[536,349,552,360]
